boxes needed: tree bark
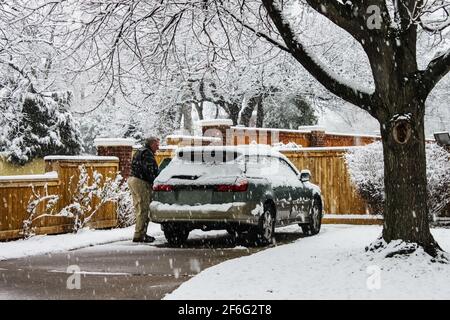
[379,104,441,256]
[220,101,239,125]
[193,101,204,120]
[256,99,264,128]
[239,96,261,127]
[181,103,193,135]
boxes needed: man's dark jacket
[130,147,159,185]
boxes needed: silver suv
[150,145,323,245]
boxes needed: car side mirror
[300,170,311,182]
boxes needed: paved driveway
[0,229,304,299]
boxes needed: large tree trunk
[239,96,260,127]
[379,104,441,256]
[256,99,264,128]
[220,102,239,125]
[181,103,193,135]
[194,101,204,120]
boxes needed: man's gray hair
[145,136,160,147]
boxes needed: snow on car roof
[175,144,289,160]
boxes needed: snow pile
[0,226,136,261]
[165,225,450,300]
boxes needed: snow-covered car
[150,145,323,245]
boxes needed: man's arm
[143,150,159,185]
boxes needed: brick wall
[97,146,133,179]
[94,138,135,180]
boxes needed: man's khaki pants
[128,176,152,240]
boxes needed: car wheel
[255,208,275,245]
[301,198,322,236]
[163,224,190,246]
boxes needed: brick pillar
[94,138,136,179]
[309,129,326,147]
[198,119,233,146]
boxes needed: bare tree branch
[221,7,290,52]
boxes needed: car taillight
[153,184,174,191]
[215,179,248,192]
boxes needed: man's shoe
[133,235,155,243]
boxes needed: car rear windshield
[177,150,241,164]
[155,150,244,183]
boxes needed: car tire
[255,207,275,245]
[163,224,190,246]
[301,198,322,236]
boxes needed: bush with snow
[263,94,318,130]
[61,165,135,231]
[345,141,450,220]
[0,86,83,165]
[115,181,136,228]
[24,165,135,237]
[23,185,60,239]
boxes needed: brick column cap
[196,119,233,128]
[94,138,136,147]
[298,125,325,132]
[44,155,119,162]
[166,134,222,146]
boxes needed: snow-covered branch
[261,0,375,113]
[305,0,390,36]
[421,48,450,93]
[23,184,60,239]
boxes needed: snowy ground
[3,224,450,300]
[0,223,229,261]
[165,225,450,300]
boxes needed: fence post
[94,138,136,180]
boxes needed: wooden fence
[0,156,119,241]
[0,157,45,176]
[281,148,367,215]
[280,148,384,224]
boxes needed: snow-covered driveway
[165,224,450,300]
[0,223,298,299]
[2,224,450,299]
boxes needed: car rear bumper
[149,201,261,225]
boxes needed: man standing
[128,137,160,243]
